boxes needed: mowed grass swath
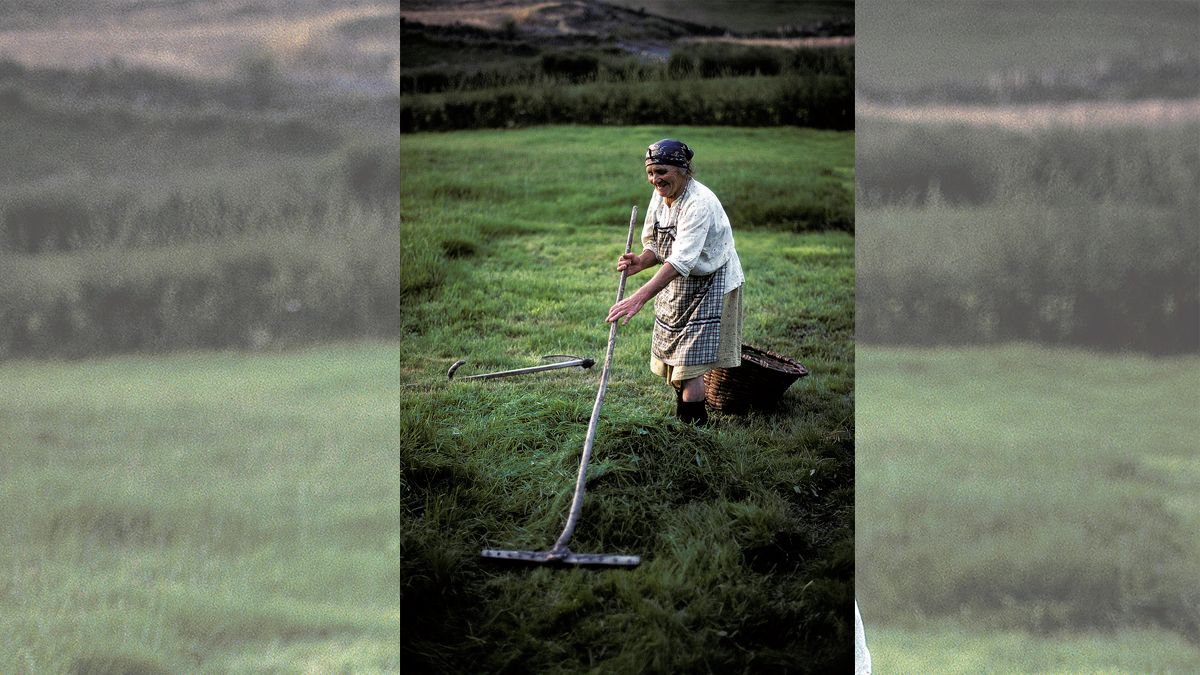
[401,126,855,671]
[0,344,401,672]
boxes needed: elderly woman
[606,139,744,425]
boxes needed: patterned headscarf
[645,139,694,169]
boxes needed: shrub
[857,121,1200,208]
[345,147,400,207]
[856,202,1199,354]
[540,51,600,82]
[231,52,288,110]
[667,43,785,78]
[399,75,854,132]
[2,195,92,253]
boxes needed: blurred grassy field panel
[867,622,1200,673]
[855,118,1198,355]
[0,343,400,672]
[856,346,1200,664]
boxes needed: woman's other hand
[617,252,646,275]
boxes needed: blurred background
[854,0,1200,670]
[0,0,399,357]
[1,1,400,671]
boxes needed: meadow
[0,343,401,672]
[402,124,854,298]
[855,346,1200,668]
[401,125,856,671]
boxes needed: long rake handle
[550,205,638,557]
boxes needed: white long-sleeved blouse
[642,179,744,291]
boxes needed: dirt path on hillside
[682,36,854,48]
[401,1,854,51]
[856,97,1200,130]
[401,2,560,32]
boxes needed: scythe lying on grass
[447,355,595,381]
[480,205,642,567]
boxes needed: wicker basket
[704,344,809,413]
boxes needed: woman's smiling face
[646,164,687,202]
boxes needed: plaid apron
[650,206,726,366]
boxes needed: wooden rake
[481,205,642,567]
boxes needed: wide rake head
[481,548,641,567]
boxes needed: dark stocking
[676,399,708,425]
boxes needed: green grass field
[401,125,854,671]
[401,125,854,296]
[0,342,400,672]
[856,345,1200,670]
